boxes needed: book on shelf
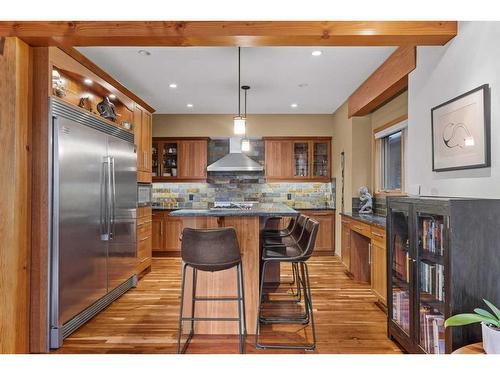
[393,236,409,282]
[419,261,445,301]
[420,306,445,354]
[420,217,444,256]
[393,290,410,333]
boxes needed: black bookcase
[387,196,500,354]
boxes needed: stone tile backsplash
[153,181,335,209]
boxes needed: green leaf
[474,308,497,320]
[483,299,500,321]
[444,313,498,328]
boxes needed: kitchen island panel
[180,216,259,335]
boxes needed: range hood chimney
[207,137,263,172]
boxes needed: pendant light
[233,47,246,135]
[241,85,251,152]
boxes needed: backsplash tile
[153,181,336,209]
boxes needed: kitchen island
[170,203,297,335]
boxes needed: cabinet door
[341,222,351,269]
[141,111,152,173]
[164,216,183,251]
[312,141,330,179]
[293,141,310,178]
[152,214,164,250]
[178,140,207,179]
[152,140,160,178]
[306,211,334,253]
[133,105,143,172]
[265,140,293,179]
[371,241,387,305]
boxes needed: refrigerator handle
[110,156,116,240]
[101,156,111,241]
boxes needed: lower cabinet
[341,214,387,308]
[152,210,182,253]
[136,206,152,275]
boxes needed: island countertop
[169,202,298,217]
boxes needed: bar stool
[262,214,308,300]
[256,219,320,351]
[177,227,247,354]
[261,216,297,237]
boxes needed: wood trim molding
[373,114,408,134]
[0,37,32,353]
[0,21,457,47]
[348,46,416,118]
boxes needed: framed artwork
[431,84,490,172]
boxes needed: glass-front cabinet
[312,141,330,178]
[293,142,309,177]
[389,205,411,337]
[416,210,447,354]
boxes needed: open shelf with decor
[387,196,500,354]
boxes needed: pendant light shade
[240,85,251,150]
[233,116,246,135]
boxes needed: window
[374,119,407,194]
[381,131,402,190]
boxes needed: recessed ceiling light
[291,103,298,108]
[311,50,322,57]
[186,103,194,108]
[169,83,178,89]
[298,83,309,88]
[108,94,116,100]
[83,78,93,85]
[138,49,151,56]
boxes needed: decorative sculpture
[96,97,117,122]
[52,70,67,98]
[78,96,93,112]
[358,186,373,214]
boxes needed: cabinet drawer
[137,221,152,240]
[137,235,152,261]
[370,226,386,247]
[350,220,371,237]
[137,206,152,219]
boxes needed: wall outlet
[189,194,194,201]
[287,193,292,200]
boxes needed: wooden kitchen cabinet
[341,217,351,270]
[152,137,209,182]
[370,241,387,305]
[136,206,152,276]
[264,137,331,182]
[134,104,153,183]
[152,210,182,254]
[299,210,335,254]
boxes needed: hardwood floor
[54,256,402,354]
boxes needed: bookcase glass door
[294,142,309,177]
[390,209,411,336]
[417,213,447,354]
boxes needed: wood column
[0,37,32,353]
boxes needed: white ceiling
[77,46,396,114]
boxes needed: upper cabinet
[134,105,153,183]
[152,137,209,182]
[264,137,331,182]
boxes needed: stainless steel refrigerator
[49,99,137,349]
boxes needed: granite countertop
[169,203,298,217]
[341,211,386,228]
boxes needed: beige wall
[153,114,335,138]
[331,102,373,254]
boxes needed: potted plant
[445,299,500,354]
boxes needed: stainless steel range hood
[207,137,263,172]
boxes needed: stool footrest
[193,297,241,301]
[181,317,240,322]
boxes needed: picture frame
[431,84,490,172]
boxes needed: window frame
[373,117,407,196]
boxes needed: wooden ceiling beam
[348,45,416,118]
[0,21,457,47]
